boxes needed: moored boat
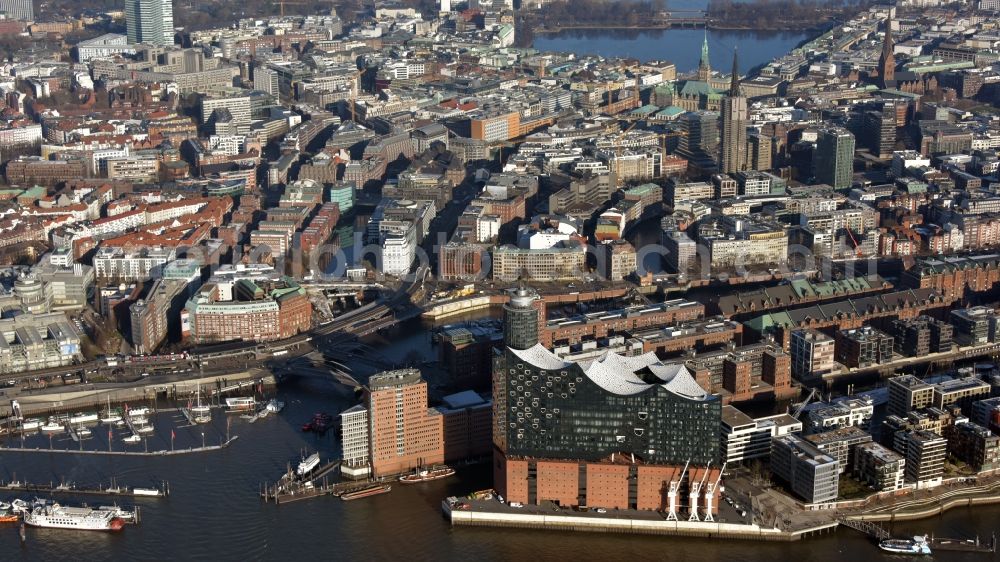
[266,399,284,413]
[40,422,63,432]
[399,466,456,484]
[122,434,141,444]
[132,488,162,497]
[225,397,256,412]
[19,418,41,431]
[126,407,150,418]
[69,412,98,425]
[23,502,125,532]
[132,417,154,434]
[0,514,17,523]
[879,536,932,555]
[188,386,212,424]
[97,505,135,522]
[296,453,321,477]
[100,396,122,424]
[302,412,333,433]
[340,484,391,501]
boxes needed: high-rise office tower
[253,66,279,97]
[679,110,719,158]
[0,0,32,21]
[719,51,748,174]
[125,0,174,46]
[748,132,772,171]
[813,127,856,189]
[367,369,444,477]
[863,103,897,159]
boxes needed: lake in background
[533,28,812,74]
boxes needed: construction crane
[278,0,305,17]
[844,227,864,258]
[791,387,819,419]
[657,130,688,156]
[607,121,640,186]
[348,67,369,124]
[603,78,642,116]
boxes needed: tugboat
[301,412,333,433]
[399,466,456,484]
[879,535,932,555]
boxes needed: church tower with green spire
[697,31,711,81]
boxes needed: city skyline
[1,0,1000,557]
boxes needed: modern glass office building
[492,344,722,512]
[498,345,720,465]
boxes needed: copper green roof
[657,106,686,118]
[678,80,721,98]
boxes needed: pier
[837,518,890,540]
[0,435,239,456]
[0,478,169,499]
[838,518,995,554]
[927,533,997,553]
[259,459,395,504]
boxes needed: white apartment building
[721,405,803,464]
[339,404,371,479]
[380,224,416,276]
[93,246,176,281]
[807,396,875,434]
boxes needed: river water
[533,28,812,74]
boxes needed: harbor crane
[702,461,727,523]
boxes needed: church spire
[879,11,896,88]
[729,48,740,97]
[698,30,711,81]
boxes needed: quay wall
[849,493,1000,523]
[444,503,838,541]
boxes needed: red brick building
[368,370,444,478]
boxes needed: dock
[840,518,996,555]
[259,459,393,504]
[928,533,997,554]
[0,435,239,456]
[0,479,169,499]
